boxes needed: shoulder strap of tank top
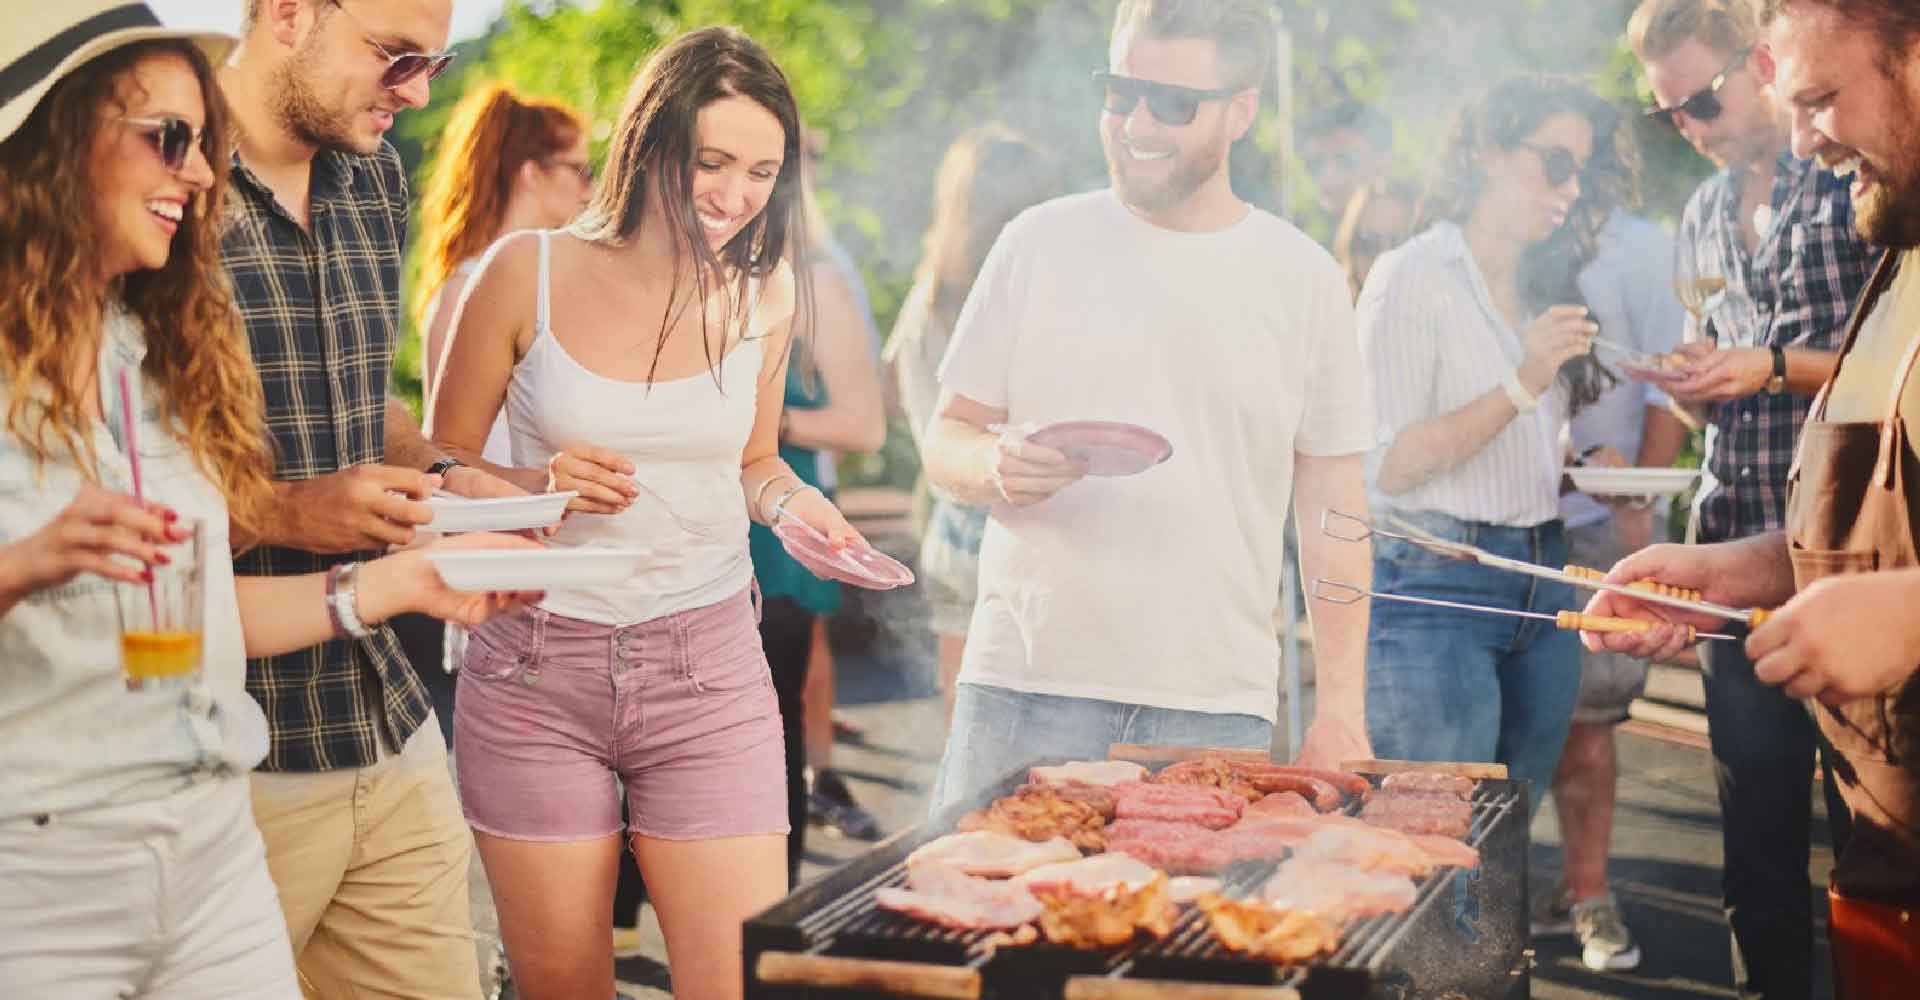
[535,229,552,335]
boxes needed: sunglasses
[330,0,456,90]
[1519,143,1586,187]
[1093,71,1239,127]
[1644,45,1752,129]
[120,115,206,172]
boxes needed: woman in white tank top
[426,28,865,1000]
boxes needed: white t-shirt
[937,189,1375,721]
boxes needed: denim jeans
[1700,621,1853,1000]
[1364,511,1581,817]
[929,684,1272,817]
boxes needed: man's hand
[1747,571,1920,705]
[1579,541,1761,662]
[1295,712,1371,770]
[269,466,438,554]
[1665,344,1772,403]
[980,431,1086,507]
[441,464,527,500]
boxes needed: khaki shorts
[1566,518,1651,725]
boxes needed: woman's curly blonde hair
[0,40,273,535]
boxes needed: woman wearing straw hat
[0,6,538,995]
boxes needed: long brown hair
[0,40,272,532]
[1415,75,1633,412]
[414,82,584,328]
[572,26,813,386]
[916,124,1064,337]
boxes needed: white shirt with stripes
[1357,221,1569,527]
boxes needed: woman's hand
[0,486,188,600]
[775,485,870,551]
[1518,305,1599,395]
[357,533,547,628]
[545,443,639,517]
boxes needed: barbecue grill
[744,757,1532,999]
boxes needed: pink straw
[116,368,160,627]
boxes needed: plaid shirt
[222,143,429,772]
[1678,152,1880,542]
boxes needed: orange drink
[116,518,205,690]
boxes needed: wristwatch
[425,456,463,477]
[1765,346,1787,395]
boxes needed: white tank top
[505,230,765,624]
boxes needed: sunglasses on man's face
[1519,143,1586,188]
[330,0,455,90]
[1093,71,1238,127]
[121,115,206,172]
[1644,45,1753,129]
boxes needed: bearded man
[922,0,1377,813]
[216,2,517,994]
[1589,0,1920,992]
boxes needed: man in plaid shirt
[1630,2,1879,996]
[218,1,519,995]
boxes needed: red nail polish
[140,569,154,583]
[155,552,171,565]
[163,509,178,523]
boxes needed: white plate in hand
[424,491,576,532]
[1565,466,1702,497]
[425,547,646,591]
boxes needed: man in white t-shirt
[921,0,1378,813]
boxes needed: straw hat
[0,3,237,145]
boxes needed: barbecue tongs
[1321,508,1773,632]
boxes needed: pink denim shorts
[453,585,789,842]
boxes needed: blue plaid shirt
[1678,152,1880,542]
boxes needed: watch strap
[426,457,463,477]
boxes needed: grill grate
[745,763,1530,999]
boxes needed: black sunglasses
[1093,71,1238,127]
[1519,143,1586,187]
[331,0,456,90]
[120,115,206,172]
[1644,45,1753,129]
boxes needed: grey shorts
[1565,518,1651,725]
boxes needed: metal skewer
[1313,580,1738,643]
[1320,509,1772,627]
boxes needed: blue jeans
[1364,511,1581,816]
[929,685,1272,817]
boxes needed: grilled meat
[1359,790,1473,838]
[1012,854,1158,897]
[875,863,1044,930]
[959,787,1108,851]
[1380,771,1477,799]
[1114,781,1244,829]
[1196,895,1343,964]
[1262,857,1418,923]
[1014,781,1117,819]
[906,831,1081,878]
[1032,872,1178,949]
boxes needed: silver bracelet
[770,483,823,523]
[753,473,798,523]
[326,562,373,639]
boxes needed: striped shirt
[1359,221,1570,526]
[1678,152,1879,542]
[221,143,428,772]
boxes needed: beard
[1105,125,1225,216]
[269,37,364,155]
[1851,75,1920,248]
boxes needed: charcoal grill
[745,757,1530,999]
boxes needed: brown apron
[1784,254,1920,996]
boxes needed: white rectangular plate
[425,491,576,533]
[1565,466,1702,497]
[425,547,647,591]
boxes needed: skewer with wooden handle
[1313,579,1740,642]
[754,953,981,999]
[1563,565,1704,603]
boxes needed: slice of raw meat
[1380,771,1477,799]
[1030,761,1148,787]
[1243,791,1317,821]
[1114,782,1244,829]
[1012,854,1159,897]
[1290,825,1434,879]
[1359,791,1473,838]
[906,831,1081,878]
[1409,834,1481,870]
[877,863,1043,929]
[1262,857,1418,922]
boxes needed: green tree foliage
[398,0,1717,486]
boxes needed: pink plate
[1024,420,1173,477]
[774,518,915,591]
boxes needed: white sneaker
[1572,893,1642,971]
